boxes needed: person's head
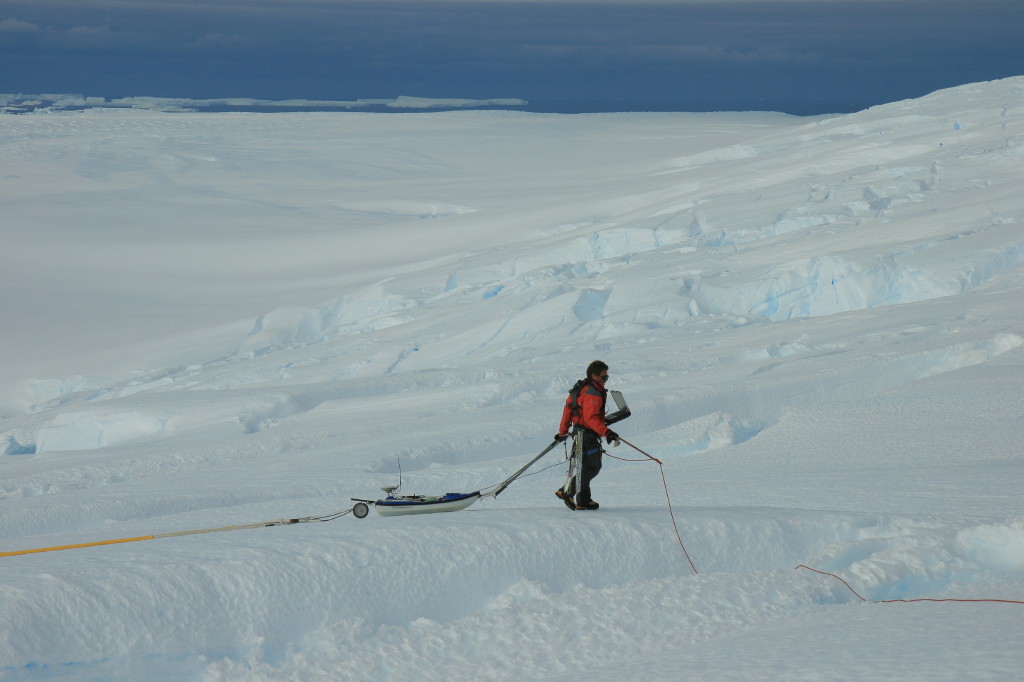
[587,360,609,383]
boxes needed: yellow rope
[0,535,155,557]
[1,510,351,559]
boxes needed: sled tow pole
[486,438,562,498]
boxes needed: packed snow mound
[1,78,1022,680]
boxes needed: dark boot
[555,486,576,510]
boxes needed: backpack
[566,378,592,420]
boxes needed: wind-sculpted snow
[241,284,414,356]
[1,79,1022,680]
[2,508,1019,680]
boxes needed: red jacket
[558,378,609,437]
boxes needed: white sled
[352,490,481,518]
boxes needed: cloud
[0,17,40,32]
[67,24,112,37]
[626,44,822,64]
[192,32,251,49]
[62,24,145,48]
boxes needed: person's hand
[555,434,568,442]
[606,430,620,444]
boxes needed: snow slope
[1,77,1022,681]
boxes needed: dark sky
[1,0,1022,114]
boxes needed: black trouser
[576,428,603,504]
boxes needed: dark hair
[586,360,608,378]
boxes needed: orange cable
[1,535,156,558]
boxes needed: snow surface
[1,77,1023,681]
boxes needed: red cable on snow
[612,438,700,575]
[606,440,1022,604]
[795,565,1024,605]
[795,564,870,600]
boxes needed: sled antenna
[382,458,403,495]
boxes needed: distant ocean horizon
[1,93,871,117]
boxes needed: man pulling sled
[555,360,624,511]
